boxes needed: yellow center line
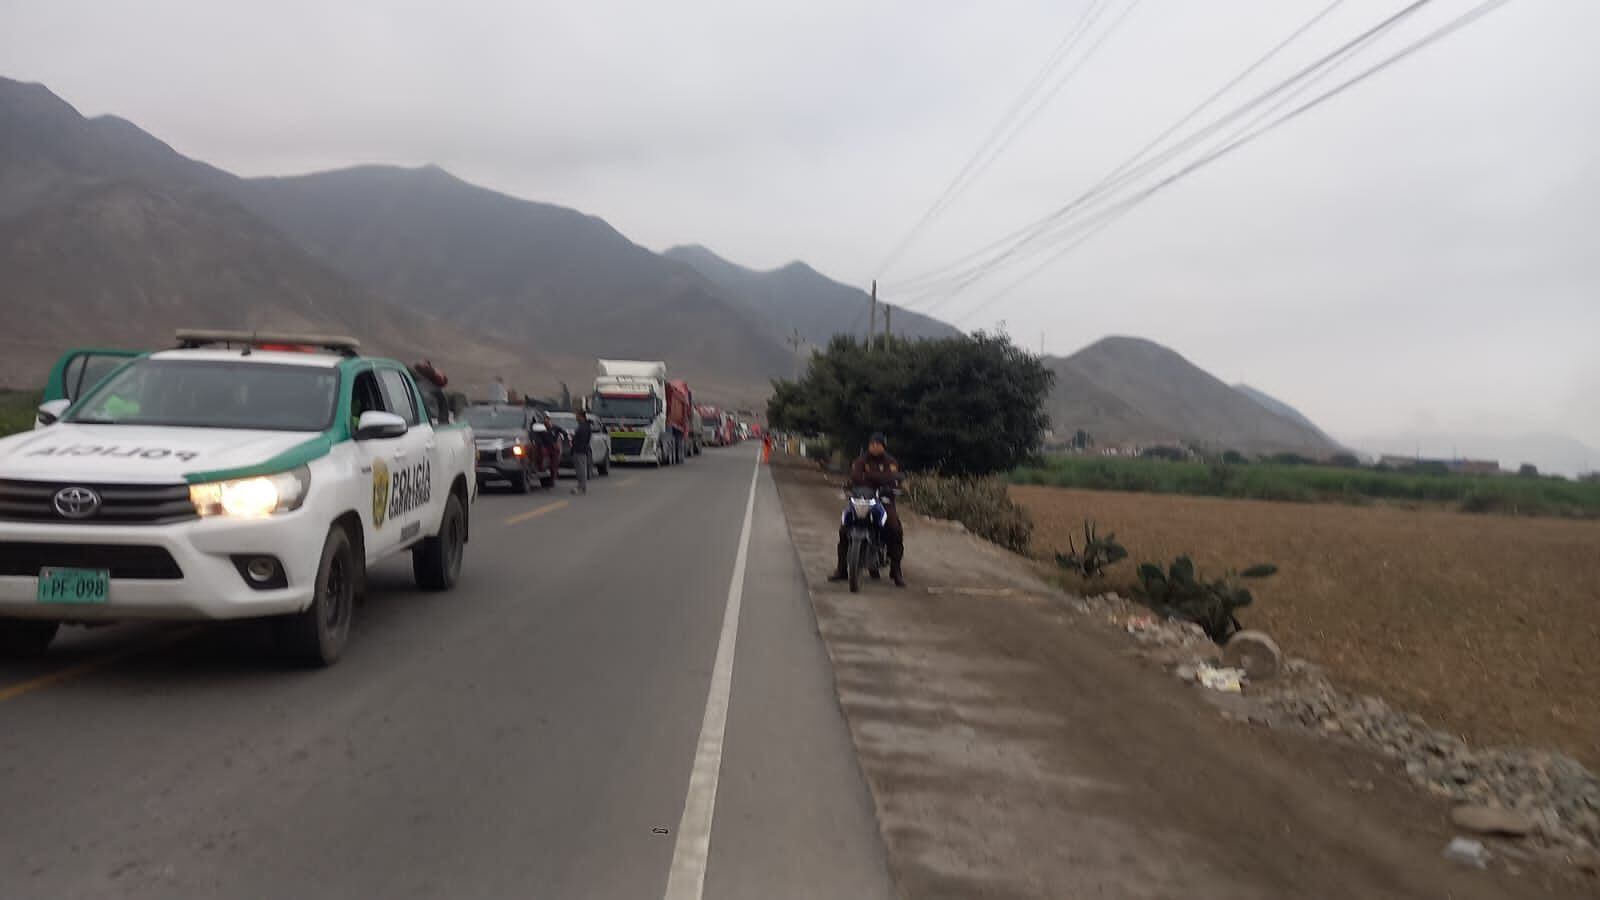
[0,625,206,703]
[504,499,569,525]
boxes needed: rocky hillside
[1046,337,1341,455]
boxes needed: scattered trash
[1195,663,1245,693]
[1442,837,1490,869]
[652,827,669,835]
[1173,663,1198,683]
[1123,614,1156,634]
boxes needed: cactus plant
[1137,555,1277,643]
[1054,520,1129,579]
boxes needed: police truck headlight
[190,466,311,518]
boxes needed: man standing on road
[488,375,509,405]
[569,412,593,495]
[829,432,905,587]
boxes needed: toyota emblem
[53,486,102,519]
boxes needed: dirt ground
[1013,485,1600,770]
[771,457,1593,899]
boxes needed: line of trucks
[588,359,750,466]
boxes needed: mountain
[664,244,962,348]
[1350,432,1600,479]
[229,168,792,398]
[0,77,541,390]
[1044,336,1341,455]
[1233,383,1342,448]
[0,77,786,405]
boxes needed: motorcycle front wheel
[847,537,865,593]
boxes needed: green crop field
[0,390,40,438]
[1011,455,1600,519]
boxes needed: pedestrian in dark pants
[570,414,593,495]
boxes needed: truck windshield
[66,359,339,432]
[593,395,657,420]
[465,407,526,430]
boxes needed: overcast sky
[3,0,1597,465]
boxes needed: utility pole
[868,280,878,350]
[785,328,805,379]
[882,304,893,346]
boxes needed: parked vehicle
[671,379,700,457]
[696,405,738,447]
[35,349,140,427]
[546,410,611,477]
[592,360,691,466]
[465,404,554,492]
[2,330,477,666]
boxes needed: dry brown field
[1012,485,1600,768]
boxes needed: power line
[895,0,1439,312]
[881,0,1355,300]
[873,0,1124,278]
[947,0,1516,326]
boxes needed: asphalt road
[0,446,894,900]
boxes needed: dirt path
[771,459,1591,899]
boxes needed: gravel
[1072,590,1600,861]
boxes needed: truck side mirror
[355,410,408,441]
[35,398,71,426]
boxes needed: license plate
[37,567,110,604]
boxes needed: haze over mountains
[6,74,1532,464]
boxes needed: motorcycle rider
[829,432,905,587]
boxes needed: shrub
[1054,520,1128,579]
[1136,555,1278,643]
[904,474,1033,554]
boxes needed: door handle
[394,451,408,460]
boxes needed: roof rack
[174,329,362,357]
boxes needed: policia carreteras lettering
[829,432,906,588]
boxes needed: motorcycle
[841,484,894,593]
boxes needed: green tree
[766,333,1052,476]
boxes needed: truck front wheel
[276,525,358,666]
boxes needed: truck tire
[0,618,59,658]
[512,464,533,494]
[414,492,466,591]
[276,525,358,666]
[599,452,611,476]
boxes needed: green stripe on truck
[182,434,335,484]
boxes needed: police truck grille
[0,479,196,524]
[611,437,645,456]
[0,542,183,579]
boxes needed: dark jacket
[850,451,901,490]
[571,419,593,455]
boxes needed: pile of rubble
[1072,591,1600,870]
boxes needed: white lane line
[663,450,762,900]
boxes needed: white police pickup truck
[0,330,476,666]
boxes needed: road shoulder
[770,457,1588,899]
